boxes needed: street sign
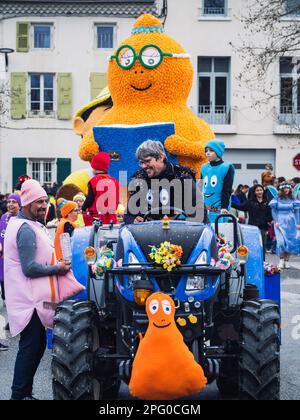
[293,154,300,171]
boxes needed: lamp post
[0,48,14,72]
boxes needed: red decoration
[293,154,300,171]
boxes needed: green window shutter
[11,72,27,120]
[12,158,27,190]
[90,72,107,100]
[57,158,71,185]
[16,22,30,52]
[57,73,72,120]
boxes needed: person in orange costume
[129,292,207,400]
[81,14,214,178]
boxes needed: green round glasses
[110,44,190,70]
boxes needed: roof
[1,0,159,19]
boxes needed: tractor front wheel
[239,300,280,400]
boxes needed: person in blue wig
[201,140,235,222]
[269,182,300,269]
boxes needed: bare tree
[233,0,300,126]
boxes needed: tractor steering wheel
[143,207,187,222]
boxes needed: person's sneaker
[279,259,285,269]
[285,261,290,269]
[0,343,9,351]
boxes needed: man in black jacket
[124,141,204,224]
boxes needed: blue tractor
[51,213,280,400]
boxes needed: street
[1,255,300,401]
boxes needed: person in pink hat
[4,179,70,400]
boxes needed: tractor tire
[239,300,280,400]
[52,300,119,400]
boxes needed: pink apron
[4,218,59,337]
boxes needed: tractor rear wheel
[239,300,280,400]
[52,300,119,400]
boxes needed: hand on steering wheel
[143,207,187,222]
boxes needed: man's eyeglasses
[110,44,190,70]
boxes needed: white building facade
[0,0,299,192]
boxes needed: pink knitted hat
[20,179,47,207]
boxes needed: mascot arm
[165,135,206,161]
[79,132,99,162]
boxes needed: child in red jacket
[82,152,120,226]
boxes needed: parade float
[51,14,281,401]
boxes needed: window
[96,24,115,49]
[32,24,52,49]
[198,57,231,124]
[30,73,55,117]
[29,159,55,186]
[202,0,227,16]
[279,57,300,125]
[285,0,300,16]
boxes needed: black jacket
[231,199,272,230]
[124,162,200,224]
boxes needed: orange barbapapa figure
[82,14,214,177]
[129,292,207,400]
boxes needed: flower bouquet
[149,241,183,272]
[264,262,282,277]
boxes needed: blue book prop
[93,123,177,185]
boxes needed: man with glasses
[124,140,202,224]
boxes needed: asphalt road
[1,254,300,401]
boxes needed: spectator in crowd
[15,175,31,192]
[0,194,21,351]
[4,179,70,400]
[231,184,272,259]
[269,182,300,269]
[261,164,274,187]
[277,176,286,185]
[82,152,120,226]
[50,182,59,197]
[237,185,249,204]
[45,196,56,225]
[247,179,259,200]
[291,177,300,188]
[55,198,80,261]
[73,192,86,227]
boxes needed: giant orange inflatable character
[129,292,207,400]
[81,14,214,177]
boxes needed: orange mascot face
[108,22,193,108]
[129,292,207,400]
[146,293,175,329]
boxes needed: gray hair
[136,140,166,161]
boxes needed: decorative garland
[211,233,239,271]
[132,25,165,35]
[92,246,115,276]
[149,241,183,272]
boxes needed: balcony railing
[198,105,231,125]
[278,106,300,125]
[203,7,226,15]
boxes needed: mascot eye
[204,176,208,188]
[147,190,154,204]
[119,48,135,68]
[211,176,218,188]
[149,299,159,315]
[160,189,169,206]
[141,47,162,68]
[162,300,172,315]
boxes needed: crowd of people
[0,141,299,399]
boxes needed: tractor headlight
[195,251,207,265]
[186,276,206,293]
[128,252,142,287]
